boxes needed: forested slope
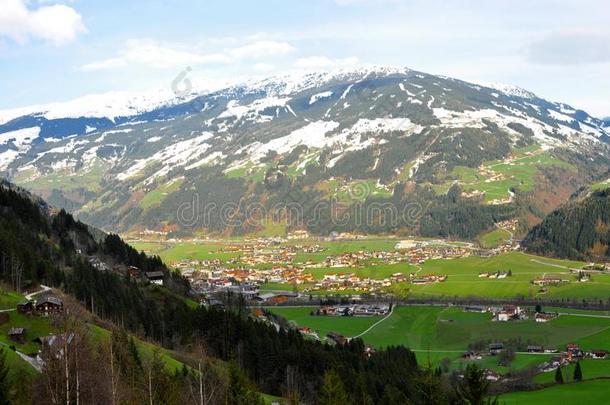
[523,189,610,260]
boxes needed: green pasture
[499,380,610,404]
[130,241,242,263]
[140,177,184,209]
[436,148,574,202]
[266,307,382,339]
[269,305,610,352]
[478,228,511,248]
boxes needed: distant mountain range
[1,66,609,238]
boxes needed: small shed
[8,327,26,343]
[17,301,34,314]
[144,271,165,285]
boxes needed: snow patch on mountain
[243,120,340,161]
[547,109,574,123]
[347,118,422,135]
[118,132,213,182]
[309,91,333,105]
[0,89,195,125]
[0,127,41,169]
[0,127,40,148]
[472,81,536,99]
[218,97,291,122]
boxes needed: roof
[35,333,75,346]
[37,296,63,306]
[145,271,165,279]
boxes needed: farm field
[130,241,243,263]
[499,380,610,404]
[478,228,512,248]
[391,252,591,299]
[268,305,610,376]
[269,306,610,351]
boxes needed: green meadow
[269,306,610,352]
[130,241,243,263]
[478,228,511,248]
[268,305,610,379]
[437,147,575,202]
[499,380,610,404]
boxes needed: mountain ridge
[1,66,609,237]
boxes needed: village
[171,238,472,297]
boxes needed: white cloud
[81,39,230,71]
[81,39,294,71]
[0,0,85,45]
[253,62,276,72]
[527,32,610,65]
[228,40,295,59]
[294,56,359,69]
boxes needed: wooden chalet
[35,296,64,316]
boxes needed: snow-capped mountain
[1,66,609,236]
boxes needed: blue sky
[1,0,609,116]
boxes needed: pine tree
[574,361,583,382]
[0,349,10,405]
[318,369,349,405]
[555,366,564,384]
[456,364,492,405]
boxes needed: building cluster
[537,343,608,373]
[532,277,570,287]
[478,270,511,279]
[86,256,165,285]
[491,305,525,322]
[410,274,448,284]
[162,236,477,296]
[310,304,390,317]
[313,272,404,292]
[464,305,559,323]
[6,295,65,345]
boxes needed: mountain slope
[2,66,609,238]
[522,189,610,260]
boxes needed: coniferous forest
[523,189,610,260]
